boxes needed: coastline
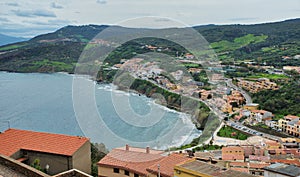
[0,71,205,150]
[96,82,203,149]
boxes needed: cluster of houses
[237,78,279,93]
[113,58,208,96]
[97,140,300,177]
[194,136,300,176]
[234,102,300,138]
[222,90,246,113]
[0,128,300,177]
[233,102,300,138]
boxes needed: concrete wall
[72,141,91,174]
[98,166,145,177]
[24,150,71,175]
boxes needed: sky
[0,0,299,38]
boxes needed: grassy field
[193,144,222,152]
[17,59,75,72]
[0,44,27,51]
[246,73,289,80]
[217,125,249,140]
[211,34,268,53]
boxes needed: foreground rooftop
[0,128,89,157]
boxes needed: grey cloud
[0,25,58,38]
[12,9,56,18]
[5,2,19,7]
[0,17,9,22]
[22,19,73,26]
[96,0,107,4]
[51,2,63,9]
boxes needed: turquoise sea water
[0,72,201,149]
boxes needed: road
[227,120,281,141]
[226,79,252,104]
[134,75,281,151]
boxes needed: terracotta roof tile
[146,153,191,177]
[97,148,164,175]
[284,115,299,120]
[0,129,89,156]
[270,159,300,167]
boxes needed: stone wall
[0,154,50,177]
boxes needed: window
[124,170,130,176]
[113,168,119,173]
[134,173,139,177]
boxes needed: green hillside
[0,19,299,73]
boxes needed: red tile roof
[252,110,269,114]
[146,153,191,177]
[0,129,89,156]
[97,148,164,175]
[284,115,299,120]
[265,140,280,148]
[270,159,300,167]
[116,146,164,154]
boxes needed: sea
[0,72,201,150]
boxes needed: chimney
[126,144,129,151]
[146,146,150,153]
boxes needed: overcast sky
[0,0,299,38]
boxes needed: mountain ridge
[0,18,299,73]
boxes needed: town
[1,49,300,177]
[0,3,299,176]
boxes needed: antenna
[7,120,10,129]
[157,164,160,177]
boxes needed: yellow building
[174,160,255,177]
[277,115,300,137]
[243,103,259,111]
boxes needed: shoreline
[1,71,205,150]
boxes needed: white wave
[153,129,202,150]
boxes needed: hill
[0,34,28,46]
[0,19,299,73]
